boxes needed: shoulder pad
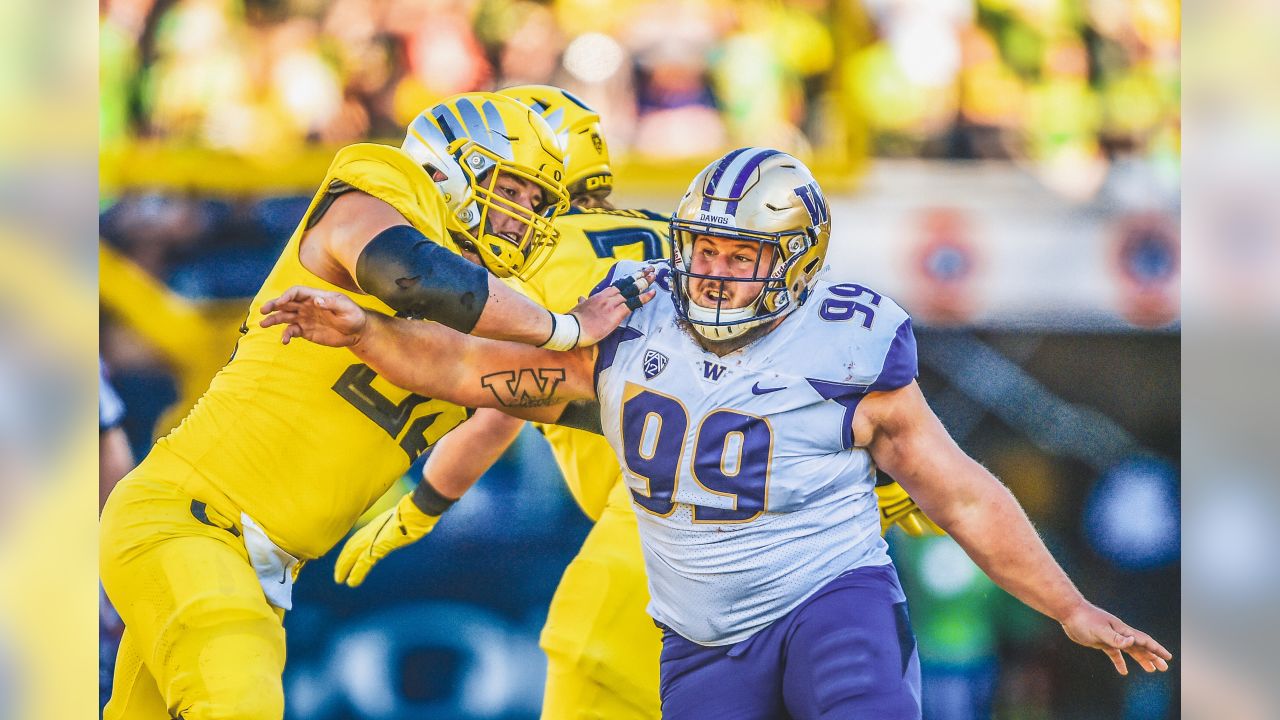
[330,142,424,178]
[634,208,669,222]
[809,281,917,391]
[587,258,672,298]
[563,207,669,222]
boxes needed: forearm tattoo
[480,368,567,408]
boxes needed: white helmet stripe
[408,116,450,156]
[701,147,751,210]
[478,99,513,160]
[455,98,492,149]
[713,147,767,197]
[706,146,769,217]
[673,147,829,341]
[725,149,783,214]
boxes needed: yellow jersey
[144,143,472,560]
[521,207,671,521]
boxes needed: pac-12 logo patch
[643,350,669,379]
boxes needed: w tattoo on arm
[480,368,567,407]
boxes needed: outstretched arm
[259,287,600,411]
[305,191,653,347]
[854,381,1173,676]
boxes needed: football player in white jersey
[261,148,1172,719]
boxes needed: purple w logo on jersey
[793,182,829,225]
[702,361,727,381]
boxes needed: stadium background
[97,0,1179,718]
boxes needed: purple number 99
[819,283,881,328]
[621,389,687,516]
[622,387,772,522]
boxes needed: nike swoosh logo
[751,382,785,395]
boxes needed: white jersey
[594,261,919,645]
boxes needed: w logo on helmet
[793,183,829,225]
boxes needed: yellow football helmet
[670,148,831,340]
[497,85,613,203]
[402,92,571,279]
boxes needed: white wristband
[540,311,581,351]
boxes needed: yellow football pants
[539,480,661,720]
[100,470,286,720]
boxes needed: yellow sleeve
[326,143,453,251]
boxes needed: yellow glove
[875,479,944,537]
[334,493,441,587]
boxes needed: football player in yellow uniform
[329,86,941,720]
[98,91,650,720]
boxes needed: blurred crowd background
[92,0,1184,719]
[100,0,1179,188]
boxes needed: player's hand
[570,267,657,346]
[333,493,441,587]
[260,285,369,347]
[875,479,944,537]
[1059,602,1173,675]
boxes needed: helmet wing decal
[452,97,507,161]
[407,117,451,168]
[431,105,464,148]
[559,89,593,111]
[496,85,609,198]
[405,92,570,279]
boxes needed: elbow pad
[355,225,490,332]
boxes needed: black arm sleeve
[411,476,459,516]
[355,225,490,332]
[554,399,604,436]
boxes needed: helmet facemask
[450,142,567,280]
[402,93,570,280]
[669,148,830,343]
[670,217,816,341]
